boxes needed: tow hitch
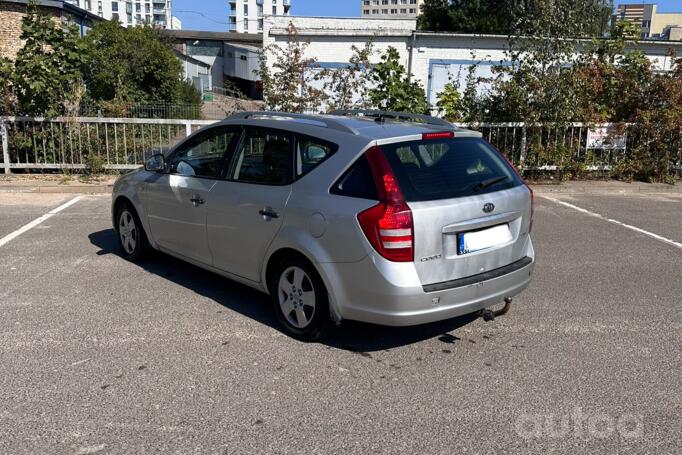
[478,297,512,322]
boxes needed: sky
[173,0,682,32]
[174,0,359,31]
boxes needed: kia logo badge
[483,203,495,213]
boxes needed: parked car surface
[112,110,535,340]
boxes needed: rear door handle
[259,208,279,219]
[190,195,205,207]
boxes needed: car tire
[115,202,148,262]
[269,257,331,341]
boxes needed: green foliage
[457,18,681,182]
[0,58,17,115]
[367,47,429,114]
[436,81,462,121]
[85,152,106,175]
[13,2,87,116]
[322,41,375,111]
[258,23,326,113]
[419,0,613,38]
[2,3,200,117]
[83,21,192,105]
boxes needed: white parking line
[0,196,83,248]
[539,195,682,251]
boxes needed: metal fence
[0,117,216,172]
[1,117,680,174]
[79,103,205,120]
[455,122,682,173]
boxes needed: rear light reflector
[527,184,535,233]
[357,146,414,262]
[422,131,455,140]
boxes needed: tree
[0,58,17,115]
[419,0,613,38]
[83,21,197,105]
[258,23,326,113]
[436,81,462,121]
[367,47,429,114]
[322,41,375,111]
[13,1,87,116]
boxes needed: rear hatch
[379,134,533,286]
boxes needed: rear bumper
[320,238,534,327]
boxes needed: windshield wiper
[473,176,509,192]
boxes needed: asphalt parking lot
[1,190,680,454]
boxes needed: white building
[361,0,423,19]
[228,0,291,34]
[64,0,177,29]
[264,16,682,113]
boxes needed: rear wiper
[473,176,509,192]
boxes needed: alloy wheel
[118,210,138,255]
[277,266,316,329]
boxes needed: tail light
[357,146,414,262]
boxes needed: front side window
[228,128,292,184]
[168,127,236,179]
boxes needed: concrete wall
[651,12,682,37]
[264,16,415,70]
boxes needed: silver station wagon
[112,110,535,340]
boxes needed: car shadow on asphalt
[89,229,479,352]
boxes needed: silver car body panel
[113,113,535,326]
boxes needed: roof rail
[228,111,359,135]
[329,109,455,129]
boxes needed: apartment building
[615,3,682,40]
[64,0,179,29]
[361,0,423,19]
[228,0,291,34]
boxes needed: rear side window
[295,137,337,177]
[380,137,522,201]
[331,155,378,200]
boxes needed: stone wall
[0,2,61,60]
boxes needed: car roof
[218,112,482,142]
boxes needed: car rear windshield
[380,137,522,202]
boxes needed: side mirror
[144,153,166,172]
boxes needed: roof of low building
[165,29,262,47]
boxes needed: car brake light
[357,146,414,262]
[422,131,454,140]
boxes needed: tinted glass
[295,137,337,177]
[169,127,235,179]
[381,137,522,201]
[331,155,378,200]
[228,128,292,184]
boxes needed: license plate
[457,224,512,255]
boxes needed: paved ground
[0,191,680,454]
